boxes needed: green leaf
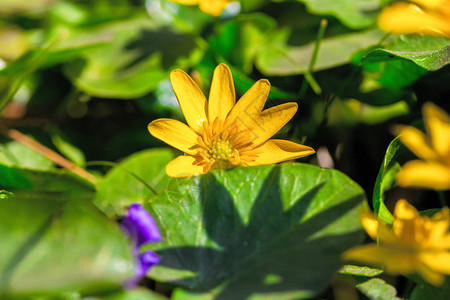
[0,192,134,297]
[256,29,386,76]
[172,289,213,300]
[63,15,204,99]
[0,140,54,170]
[94,148,175,217]
[146,164,366,299]
[209,14,277,74]
[0,29,111,77]
[411,279,450,300]
[372,137,407,224]
[0,0,56,14]
[226,63,298,100]
[0,163,95,197]
[355,278,400,300]
[51,129,86,167]
[364,36,450,71]
[355,49,428,92]
[106,288,167,300]
[339,265,383,277]
[296,0,379,29]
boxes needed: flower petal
[199,0,229,16]
[249,103,298,146]
[359,210,398,244]
[121,203,162,247]
[208,64,235,123]
[416,263,445,286]
[412,0,445,6]
[170,69,208,131]
[420,252,450,275]
[397,160,450,190]
[428,208,450,248]
[170,0,198,4]
[342,244,418,273]
[246,139,315,166]
[165,155,206,177]
[138,251,160,275]
[423,102,450,158]
[148,119,199,155]
[394,125,438,161]
[378,3,450,37]
[392,200,421,245]
[226,79,270,129]
[394,199,419,220]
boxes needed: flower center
[189,118,259,173]
[208,139,233,159]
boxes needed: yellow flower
[148,64,315,178]
[395,102,450,190]
[378,0,450,37]
[343,199,450,285]
[168,0,231,16]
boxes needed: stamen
[190,119,259,169]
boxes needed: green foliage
[364,36,450,71]
[1,0,449,298]
[146,164,366,299]
[63,16,205,99]
[295,0,379,29]
[0,192,134,298]
[94,148,174,216]
[0,163,95,197]
[355,278,400,300]
[256,29,386,76]
[339,265,383,277]
[0,140,54,170]
[372,137,404,223]
[106,288,168,300]
[410,279,450,300]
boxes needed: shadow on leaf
[151,165,365,298]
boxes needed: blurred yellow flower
[343,200,450,285]
[148,64,315,177]
[395,103,450,190]
[378,0,450,37]
[168,0,231,16]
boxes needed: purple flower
[121,203,161,288]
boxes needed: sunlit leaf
[257,29,386,76]
[146,164,365,299]
[63,15,205,99]
[364,36,450,72]
[339,265,383,277]
[356,278,400,300]
[0,140,54,170]
[295,0,379,29]
[50,129,86,167]
[373,137,408,224]
[94,148,174,216]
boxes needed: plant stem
[299,19,327,98]
[1,127,97,185]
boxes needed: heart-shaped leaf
[146,163,366,299]
[296,0,379,29]
[63,16,204,99]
